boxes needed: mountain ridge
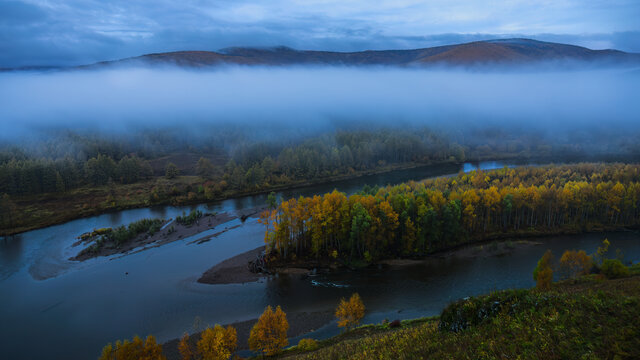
[4,38,640,71]
[103,38,640,68]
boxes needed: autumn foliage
[249,305,289,355]
[558,250,592,279]
[335,293,366,329]
[197,325,238,360]
[99,335,165,360]
[178,333,193,360]
[533,250,554,290]
[260,164,640,263]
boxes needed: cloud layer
[1,66,639,143]
[1,0,639,67]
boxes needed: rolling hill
[101,38,639,68]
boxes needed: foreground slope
[275,275,640,360]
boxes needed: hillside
[101,38,640,68]
[272,274,640,360]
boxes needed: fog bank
[1,66,639,141]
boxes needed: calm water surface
[1,161,638,359]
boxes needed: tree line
[0,154,154,195]
[259,163,640,262]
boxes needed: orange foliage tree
[249,305,289,356]
[178,333,192,360]
[533,250,554,290]
[197,325,237,360]
[335,293,366,329]
[558,250,592,279]
[99,335,165,360]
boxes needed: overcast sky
[1,0,639,67]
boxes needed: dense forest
[2,125,639,235]
[0,128,459,197]
[259,164,640,262]
[2,123,638,198]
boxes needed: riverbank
[197,238,548,286]
[197,246,266,284]
[2,160,454,236]
[197,225,638,286]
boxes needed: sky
[1,0,639,67]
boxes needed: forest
[259,163,640,262]
[2,124,639,235]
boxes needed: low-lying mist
[1,65,639,144]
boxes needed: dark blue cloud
[1,0,639,67]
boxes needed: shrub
[176,210,203,226]
[601,259,629,279]
[297,338,319,351]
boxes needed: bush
[601,259,629,279]
[297,338,318,351]
[176,210,203,226]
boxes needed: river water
[1,161,639,359]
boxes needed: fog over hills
[3,38,639,72]
[92,38,640,69]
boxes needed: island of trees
[259,163,640,263]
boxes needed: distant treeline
[260,164,640,262]
[0,128,463,197]
[1,125,639,199]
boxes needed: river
[1,160,639,359]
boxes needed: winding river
[1,160,639,359]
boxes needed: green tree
[267,191,278,209]
[165,162,179,179]
[196,157,215,179]
[0,193,16,229]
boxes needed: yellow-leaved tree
[249,305,289,356]
[197,325,237,360]
[99,335,165,360]
[178,332,192,360]
[335,293,365,329]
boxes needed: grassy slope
[273,274,640,360]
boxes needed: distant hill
[94,38,640,69]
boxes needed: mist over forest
[1,65,639,155]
